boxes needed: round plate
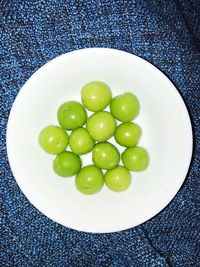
[7,48,193,233]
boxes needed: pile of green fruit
[38,81,149,194]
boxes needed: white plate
[7,48,193,233]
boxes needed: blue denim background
[1,1,200,266]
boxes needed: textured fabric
[1,1,200,266]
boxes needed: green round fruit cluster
[38,81,149,194]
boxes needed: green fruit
[57,101,87,130]
[38,125,68,154]
[69,127,95,155]
[122,146,149,171]
[75,165,104,194]
[105,166,131,192]
[110,92,140,122]
[92,142,120,170]
[114,122,142,147]
[81,81,112,112]
[86,111,116,142]
[53,151,82,177]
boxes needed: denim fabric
[0,1,200,266]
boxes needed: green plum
[57,101,87,130]
[86,111,116,142]
[122,146,149,171]
[105,166,131,192]
[69,127,95,155]
[75,165,104,194]
[114,122,142,147]
[110,92,140,122]
[92,142,120,170]
[38,125,68,154]
[53,151,82,177]
[81,81,112,111]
